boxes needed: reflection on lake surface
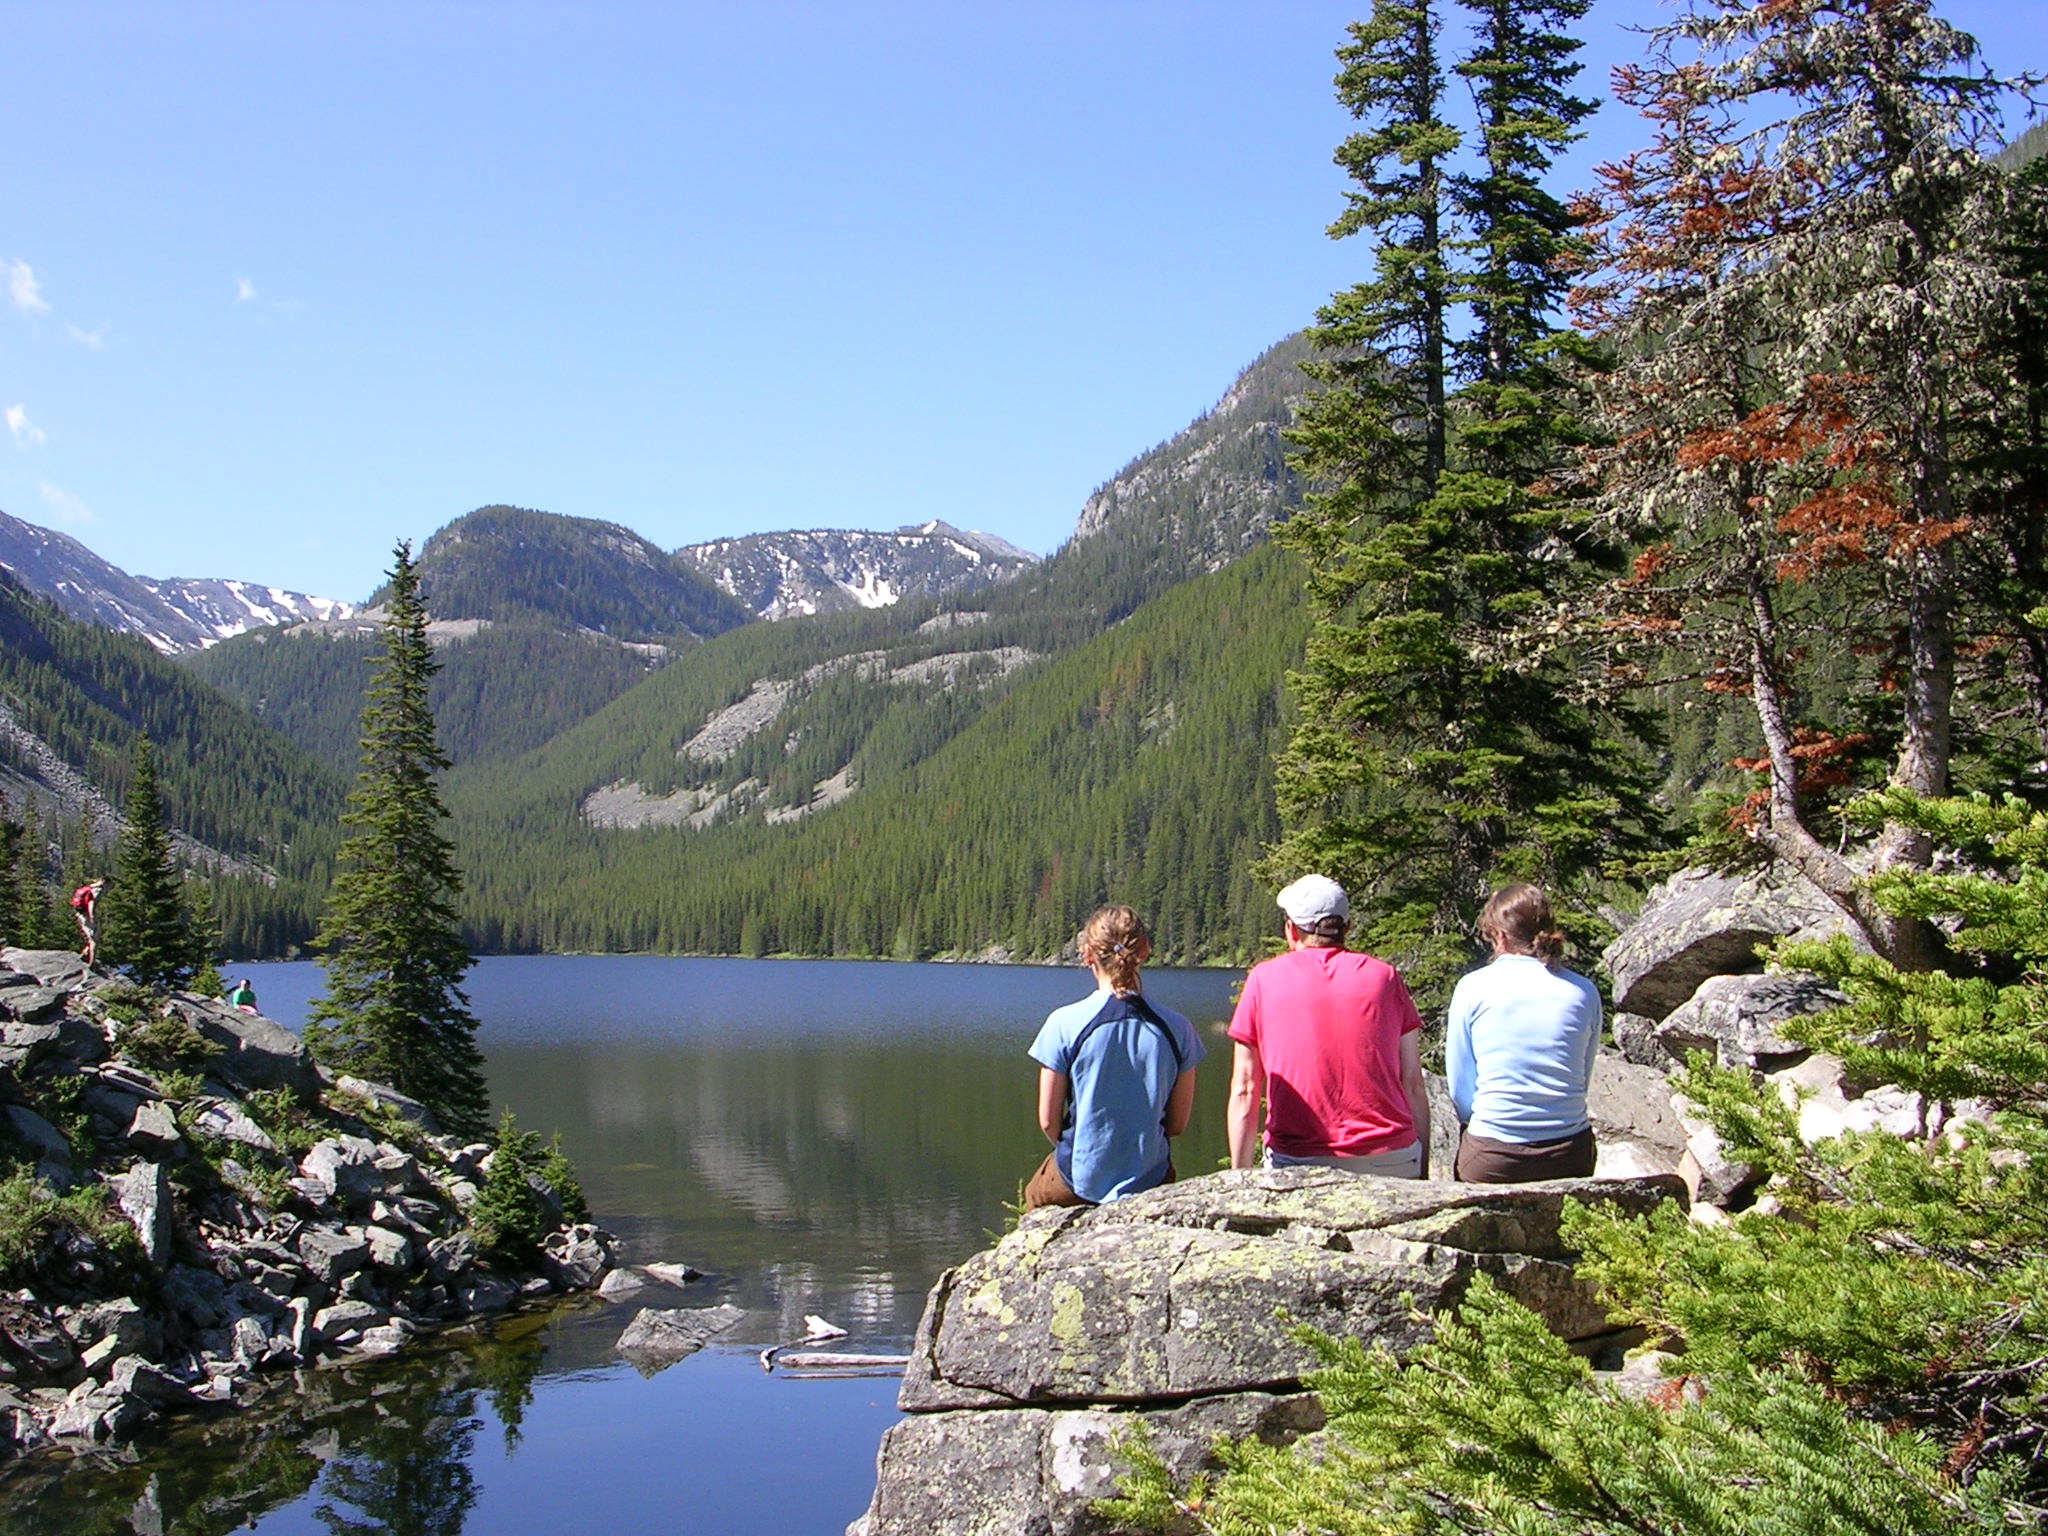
[0,956,1243,1536]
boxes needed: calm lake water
[0,956,1245,1536]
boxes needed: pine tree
[307,541,489,1140]
[98,735,199,990]
[1268,2,1657,998]
[1576,0,2033,968]
[0,814,26,947]
[12,799,71,950]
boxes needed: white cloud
[234,275,306,314]
[66,322,109,350]
[38,481,91,525]
[6,405,47,448]
[5,258,50,315]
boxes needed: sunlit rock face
[853,1166,1686,1536]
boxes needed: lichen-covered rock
[859,1169,1686,1536]
[900,1168,1682,1412]
[1603,867,1865,1022]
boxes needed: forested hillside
[451,544,1310,962]
[0,570,344,954]
[405,505,755,638]
[186,622,674,775]
[408,336,1319,960]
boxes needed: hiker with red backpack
[72,877,106,965]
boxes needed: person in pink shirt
[1226,874,1430,1178]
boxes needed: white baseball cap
[1276,873,1350,932]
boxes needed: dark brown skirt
[1454,1125,1596,1184]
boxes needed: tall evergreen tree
[99,735,199,990]
[1576,0,2032,967]
[0,814,26,947]
[308,542,488,1139]
[11,798,70,950]
[1268,3,1656,998]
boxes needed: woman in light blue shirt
[1445,884,1602,1183]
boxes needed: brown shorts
[1022,1151,1175,1210]
[1455,1126,1596,1184]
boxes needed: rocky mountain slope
[0,510,353,655]
[676,521,1039,621]
[1068,332,1311,569]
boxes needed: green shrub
[242,1087,319,1157]
[154,1068,206,1103]
[536,1133,588,1225]
[120,1013,214,1073]
[21,1075,92,1164]
[0,1171,139,1284]
[471,1111,587,1265]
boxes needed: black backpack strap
[1068,994,1186,1071]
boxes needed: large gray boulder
[1586,1053,1686,1179]
[900,1168,1681,1411]
[1603,867,1864,1022]
[1654,972,1846,1070]
[0,950,89,991]
[615,1303,745,1374]
[166,997,321,1097]
[853,1392,1324,1536]
[859,1168,1687,1536]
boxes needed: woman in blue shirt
[1024,906,1204,1208]
[1445,884,1602,1183]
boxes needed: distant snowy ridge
[141,577,356,645]
[0,508,355,653]
[676,520,1040,621]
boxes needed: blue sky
[3,1,2040,604]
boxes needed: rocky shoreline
[0,946,622,1457]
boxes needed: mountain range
[0,510,355,654]
[0,332,1313,962]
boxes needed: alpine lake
[0,955,1247,1536]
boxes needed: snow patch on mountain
[676,521,1039,621]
